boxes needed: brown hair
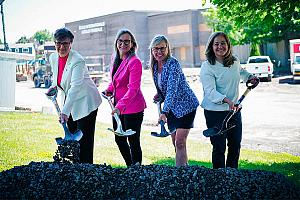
[113,29,137,69]
[205,32,236,67]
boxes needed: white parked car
[244,56,274,82]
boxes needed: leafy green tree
[250,43,261,56]
[16,36,30,44]
[203,7,245,46]
[205,0,300,45]
[33,29,53,45]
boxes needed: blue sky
[0,0,202,44]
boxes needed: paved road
[14,69,300,156]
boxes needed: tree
[203,7,245,46]
[33,29,53,45]
[205,0,300,45]
[16,36,30,44]
[250,43,261,56]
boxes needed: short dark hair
[54,28,74,42]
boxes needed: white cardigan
[200,59,251,111]
[49,50,101,120]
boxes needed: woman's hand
[46,86,58,97]
[247,76,260,89]
[153,93,163,103]
[158,113,167,125]
[105,90,113,97]
[59,113,69,124]
[111,108,120,116]
[223,97,235,111]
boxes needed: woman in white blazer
[49,28,101,164]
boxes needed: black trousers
[204,109,242,169]
[67,109,98,164]
[113,111,144,167]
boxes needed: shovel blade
[70,129,83,141]
[151,120,170,137]
[203,124,236,137]
[160,124,170,136]
[62,123,83,141]
[55,130,83,145]
[151,131,170,137]
[55,137,64,145]
[122,129,136,136]
[107,128,122,136]
[55,129,83,145]
[203,127,221,137]
[64,129,83,142]
[107,128,136,136]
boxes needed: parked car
[245,56,274,82]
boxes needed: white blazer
[49,50,101,121]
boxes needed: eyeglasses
[152,46,167,52]
[117,39,131,46]
[55,41,71,47]
[213,41,227,46]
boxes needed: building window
[167,24,190,34]
[198,23,210,31]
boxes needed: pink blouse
[57,54,68,86]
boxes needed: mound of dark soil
[0,162,299,199]
[1,140,299,199]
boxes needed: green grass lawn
[0,111,299,187]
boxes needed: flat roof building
[66,9,213,71]
[147,9,212,67]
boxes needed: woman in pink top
[104,29,146,166]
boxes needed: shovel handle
[108,99,115,111]
[101,92,135,136]
[156,102,162,115]
[235,88,250,106]
[235,78,259,106]
[113,112,122,124]
[52,98,62,116]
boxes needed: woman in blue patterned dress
[149,35,199,166]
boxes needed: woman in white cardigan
[49,28,101,164]
[200,32,259,169]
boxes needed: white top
[200,58,251,111]
[50,50,102,120]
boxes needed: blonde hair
[148,35,171,77]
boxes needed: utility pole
[0,0,9,51]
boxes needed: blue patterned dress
[153,56,199,118]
